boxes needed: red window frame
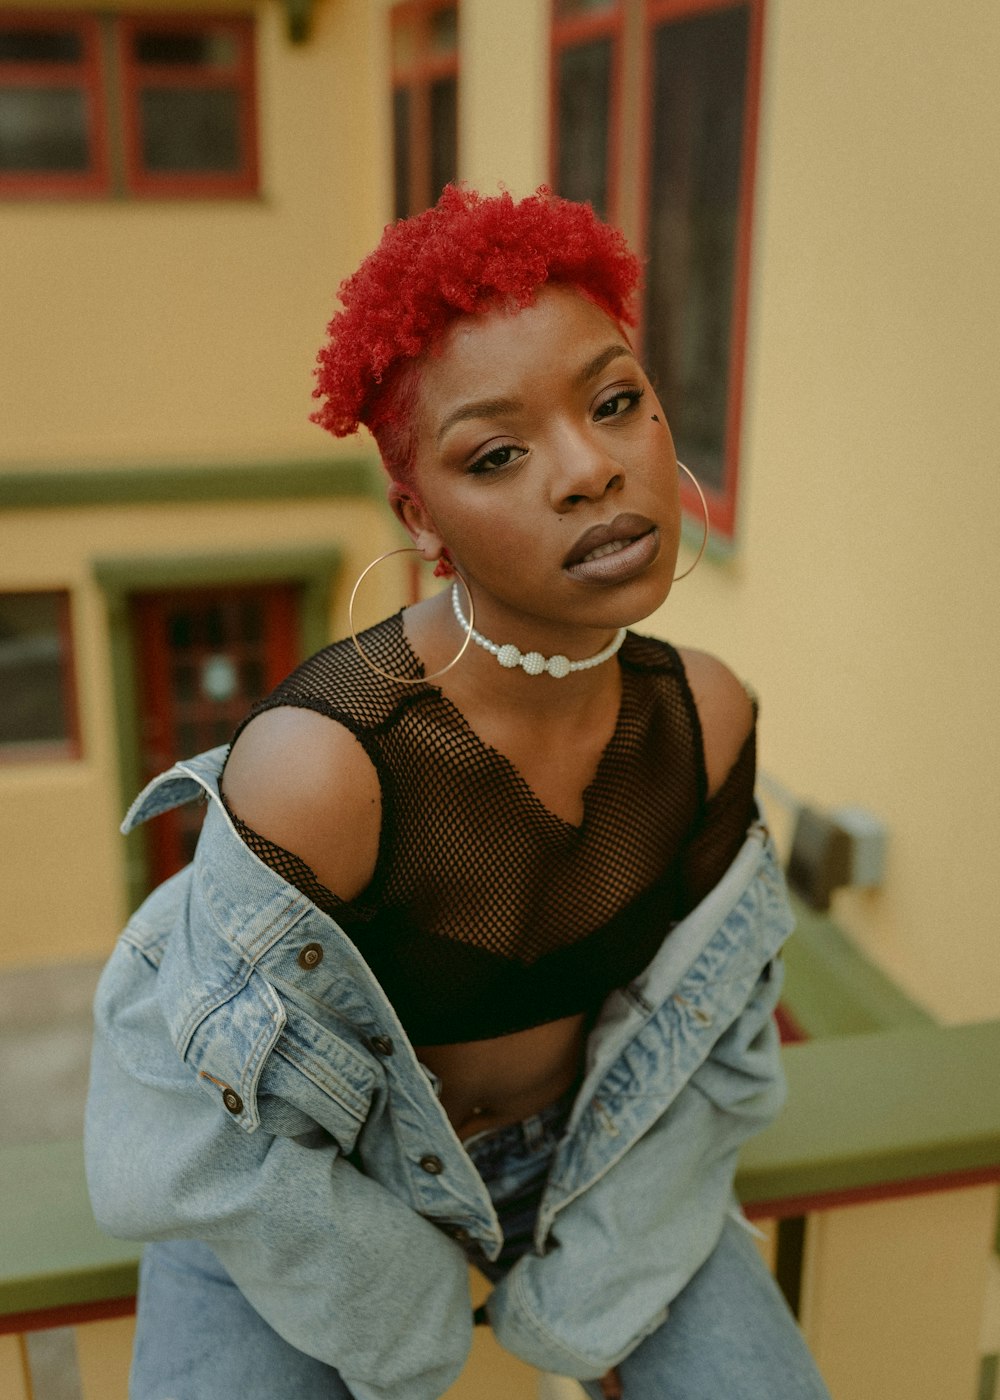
[639,0,765,542]
[0,590,82,764]
[0,11,110,198]
[548,0,764,544]
[118,13,258,199]
[549,0,623,221]
[391,0,459,218]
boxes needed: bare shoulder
[676,647,755,798]
[222,706,381,902]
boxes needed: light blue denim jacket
[85,746,793,1400]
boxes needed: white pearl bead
[497,644,521,669]
[547,654,571,679]
[521,651,546,676]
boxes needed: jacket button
[297,942,324,969]
[419,1154,444,1175]
[222,1088,244,1115]
[369,1034,394,1056]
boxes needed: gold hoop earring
[673,462,710,581]
[349,547,475,684]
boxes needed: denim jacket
[85,746,793,1400]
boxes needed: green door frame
[94,545,342,912]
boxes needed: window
[551,0,764,541]
[0,592,80,760]
[391,0,458,220]
[0,12,258,198]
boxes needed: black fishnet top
[226,614,756,1046]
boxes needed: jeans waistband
[462,1086,575,1180]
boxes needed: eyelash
[466,386,645,475]
[594,386,644,420]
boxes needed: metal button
[369,1034,394,1056]
[222,1087,244,1115]
[297,942,324,970]
[419,1154,444,1175]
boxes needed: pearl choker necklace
[451,584,626,679]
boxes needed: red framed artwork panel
[391,0,458,218]
[117,13,258,198]
[549,0,623,221]
[0,11,109,198]
[639,0,765,541]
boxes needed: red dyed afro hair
[310,185,642,481]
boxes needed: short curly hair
[310,185,642,484]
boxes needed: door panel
[132,583,299,885]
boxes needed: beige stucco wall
[1,0,388,466]
[3,0,998,1023]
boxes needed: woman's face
[397,286,682,649]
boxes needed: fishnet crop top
[226,615,756,1046]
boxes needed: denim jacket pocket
[253,1002,379,1155]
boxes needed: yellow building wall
[0,495,399,967]
[1,0,389,466]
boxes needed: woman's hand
[598,1365,622,1399]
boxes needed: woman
[86,187,829,1400]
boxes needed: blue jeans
[131,1098,829,1399]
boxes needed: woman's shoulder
[222,703,382,905]
[674,646,756,800]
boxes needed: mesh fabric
[227,615,755,1045]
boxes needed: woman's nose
[550,434,624,511]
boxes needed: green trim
[0,1139,139,1316]
[979,1353,999,1400]
[737,1018,1000,1208]
[780,895,935,1038]
[774,1215,807,1317]
[94,545,343,912]
[0,458,384,510]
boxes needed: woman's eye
[595,389,643,421]
[469,444,524,474]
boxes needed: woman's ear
[387,482,446,565]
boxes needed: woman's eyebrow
[436,396,521,444]
[574,343,634,386]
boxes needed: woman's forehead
[420,286,633,405]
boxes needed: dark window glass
[556,39,611,216]
[0,28,82,63]
[134,30,237,67]
[429,6,458,54]
[644,6,748,494]
[429,74,457,205]
[138,87,241,172]
[393,86,410,218]
[556,0,616,14]
[0,87,88,171]
[0,593,75,752]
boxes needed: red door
[132,583,300,885]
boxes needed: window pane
[138,87,241,172]
[556,39,611,217]
[0,28,83,63]
[0,87,88,171]
[555,0,617,16]
[0,594,74,750]
[429,6,458,56]
[429,75,456,204]
[392,85,410,218]
[134,30,238,68]
[644,6,748,493]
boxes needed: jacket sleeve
[485,956,786,1379]
[85,933,473,1400]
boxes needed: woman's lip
[563,512,658,569]
[563,527,660,584]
